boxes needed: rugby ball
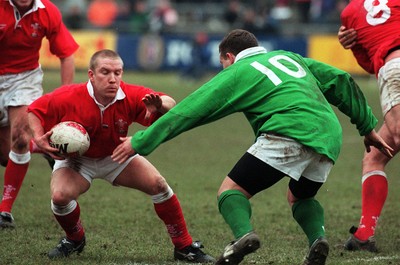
[49,121,90,157]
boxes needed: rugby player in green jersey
[112,29,393,265]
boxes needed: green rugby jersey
[132,47,377,163]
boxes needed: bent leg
[288,177,324,246]
[50,167,90,242]
[114,156,192,249]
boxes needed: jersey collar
[234,46,267,63]
[87,81,126,109]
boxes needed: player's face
[88,57,123,106]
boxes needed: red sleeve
[122,82,167,127]
[28,93,58,132]
[44,0,79,58]
[351,44,375,74]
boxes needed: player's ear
[226,52,236,64]
[88,69,94,81]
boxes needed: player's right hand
[35,130,65,160]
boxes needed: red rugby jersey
[340,0,400,75]
[28,81,167,158]
[0,0,79,74]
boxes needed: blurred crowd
[55,0,348,35]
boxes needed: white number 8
[364,0,391,25]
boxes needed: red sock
[154,194,192,249]
[0,159,29,213]
[54,202,85,242]
[355,172,388,241]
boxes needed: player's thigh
[362,122,397,173]
[8,106,30,151]
[50,167,90,204]
[384,104,400,148]
[227,152,286,196]
[288,177,323,201]
[114,155,167,195]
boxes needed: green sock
[292,198,325,247]
[218,190,253,239]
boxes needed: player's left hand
[364,130,393,158]
[142,93,162,120]
[112,136,136,164]
[338,26,357,49]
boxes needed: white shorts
[0,67,44,127]
[378,58,400,116]
[53,154,138,184]
[247,134,333,183]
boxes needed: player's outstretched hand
[142,93,162,120]
[338,26,357,49]
[364,130,394,158]
[112,137,136,164]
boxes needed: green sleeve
[303,57,378,136]
[132,69,238,155]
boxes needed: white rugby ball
[49,121,90,157]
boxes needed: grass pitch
[0,71,399,265]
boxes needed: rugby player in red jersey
[27,49,215,263]
[338,0,400,252]
[0,0,79,228]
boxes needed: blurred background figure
[223,0,242,29]
[181,31,211,81]
[295,0,312,23]
[129,0,151,33]
[87,0,119,29]
[63,0,87,30]
[150,0,179,33]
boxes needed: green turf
[1,72,399,265]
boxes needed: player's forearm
[158,95,176,114]
[60,55,75,85]
[27,112,45,141]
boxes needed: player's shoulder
[121,81,155,95]
[39,0,58,8]
[38,0,62,15]
[51,83,87,96]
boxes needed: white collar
[86,81,126,110]
[234,47,267,63]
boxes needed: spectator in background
[114,0,133,33]
[181,31,211,81]
[295,0,312,23]
[114,0,150,34]
[130,0,150,33]
[87,0,118,29]
[63,0,87,30]
[224,0,242,29]
[269,0,293,22]
[150,0,179,33]
[241,7,280,37]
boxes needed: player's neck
[13,1,34,16]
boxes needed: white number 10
[250,55,306,85]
